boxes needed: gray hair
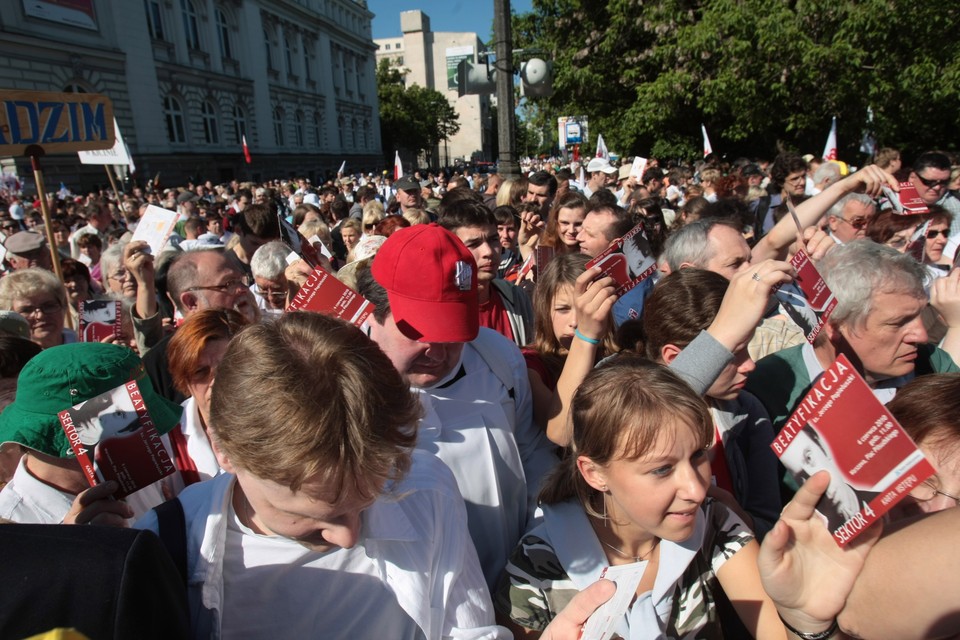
[819,239,926,328]
[662,218,739,272]
[827,192,876,220]
[250,241,291,281]
[99,242,126,289]
[0,267,69,311]
[813,162,841,187]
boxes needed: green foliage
[377,60,461,163]
[515,0,960,160]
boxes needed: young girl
[524,254,617,432]
[499,356,756,636]
[540,191,588,254]
[496,355,855,639]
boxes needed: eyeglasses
[839,217,870,230]
[916,174,951,189]
[912,478,960,507]
[14,301,62,317]
[186,278,247,294]
[926,228,949,240]
[254,286,287,300]
[108,269,129,281]
[364,223,376,230]
[1,223,18,231]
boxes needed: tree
[514,0,960,160]
[376,60,461,166]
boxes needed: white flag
[337,160,346,176]
[822,117,838,161]
[701,124,713,157]
[393,151,403,180]
[595,134,609,160]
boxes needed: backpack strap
[154,498,187,586]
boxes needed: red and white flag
[242,135,252,164]
[595,134,609,160]
[701,124,713,157]
[393,151,403,180]
[822,117,838,161]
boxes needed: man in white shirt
[358,223,558,590]
[136,313,505,639]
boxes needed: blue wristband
[574,329,600,345]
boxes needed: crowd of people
[1,147,960,639]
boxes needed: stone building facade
[0,0,381,190]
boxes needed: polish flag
[822,117,838,161]
[394,151,403,180]
[701,124,713,157]
[242,135,252,164]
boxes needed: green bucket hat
[0,342,183,458]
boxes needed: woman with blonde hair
[0,267,73,349]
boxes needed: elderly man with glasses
[825,193,877,244]
[142,248,259,404]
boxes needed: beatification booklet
[58,379,175,498]
[585,220,657,296]
[771,354,935,546]
[78,299,122,342]
[773,249,838,344]
[286,267,374,327]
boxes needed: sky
[366,0,534,41]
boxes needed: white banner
[78,118,131,167]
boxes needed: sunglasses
[926,228,949,240]
[839,216,870,230]
[917,175,951,189]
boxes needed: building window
[163,96,186,143]
[384,43,390,51]
[232,104,247,144]
[303,44,312,81]
[181,0,201,50]
[216,9,232,59]
[273,107,285,145]
[285,38,294,75]
[146,0,165,40]
[264,29,273,69]
[351,118,358,149]
[201,101,220,144]
[313,112,322,147]
[294,111,305,147]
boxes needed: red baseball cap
[371,223,479,343]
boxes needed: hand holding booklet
[771,355,934,546]
[58,379,176,498]
[286,267,374,327]
[584,220,657,296]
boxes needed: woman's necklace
[601,538,660,563]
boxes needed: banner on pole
[0,90,114,156]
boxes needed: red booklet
[58,379,176,498]
[585,221,657,296]
[773,249,837,343]
[883,182,930,215]
[771,355,935,546]
[79,299,122,342]
[286,267,374,326]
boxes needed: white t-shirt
[221,501,423,639]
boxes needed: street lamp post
[493,0,518,179]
